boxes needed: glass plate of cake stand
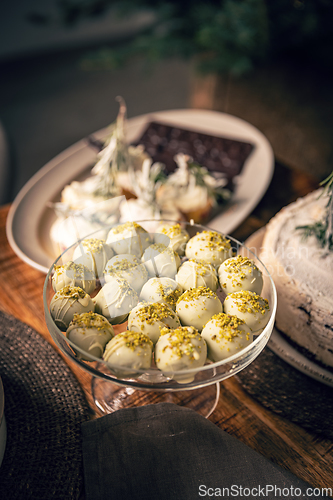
[43,220,277,418]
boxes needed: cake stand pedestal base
[91,377,220,419]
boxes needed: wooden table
[0,162,332,493]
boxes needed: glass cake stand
[43,220,277,418]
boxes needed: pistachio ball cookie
[106,221,152,258]
[50,285,95,330]
[139,277,183,310]
[104,254,148,294]
[175,259,218,292]
[66,312,114,361]
[73,238,114,279]
[154,223,190,256]
[52,260,96,295]
[218,256,263,295]
[128,302,181,344]
[176,286,223,331]
[223,290,270,334]
[155,326,207,383]
[94,277,138,324]
[142,243,180,279]
[103,330,153,378]
[185,230,233,268]
[201,313,253,362]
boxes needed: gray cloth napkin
[81,403,325,500]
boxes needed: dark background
[0,1,190,203]
[1,0,332,205]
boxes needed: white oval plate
[245,227,333,387]
[6,109,274,274]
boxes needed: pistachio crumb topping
[56,286,87,300]
[177,286,217,303]
[161,224,182,236]
[111,221,144,234]
[71,311,111,330]
[81,238,106,253]
[188,260,214,277]
[148,243,175,256]
[106,257,144,277]
[160,326,202,360]
[210,313,248,342]
[228,290,269,315]
[54,261,91,278]
[157,282,182,306]
[224,256,255,273]
[223,256,259,288]
[196,230,231,250]
[111,258,138,271]
[121,330,153,350]
[135,303,175,324]
[151,243,166,251]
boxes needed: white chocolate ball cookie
[201,313,253,362]
[104,254,148,294]
[175,259,218,292]
[94,277,138,324]
[176,286,222,331]
[128,302,181,344]
[50,285,94,330]
[185,230,233,268]
[66,312,114,361]
[139,277,183,310]
[218,256,263,295]
[103,330,153,378]
[155,326,207,383]
[73,238,113,279]
[142,243,180,279]
[52,261,96,295]
[223,290,270,334]
[154,223,190,256]
[106,222,152,258]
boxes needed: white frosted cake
[260,188,333,368]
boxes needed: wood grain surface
[1,163,332,493]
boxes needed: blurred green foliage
[29,0,333,75]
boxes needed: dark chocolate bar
[134,121,255,181]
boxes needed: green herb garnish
[90,96,129,198]
[296,171,333,251]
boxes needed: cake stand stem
[91,377,221,419]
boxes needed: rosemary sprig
[320,170,333,192]
[296,171,333,251]
[91,96,129,198]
